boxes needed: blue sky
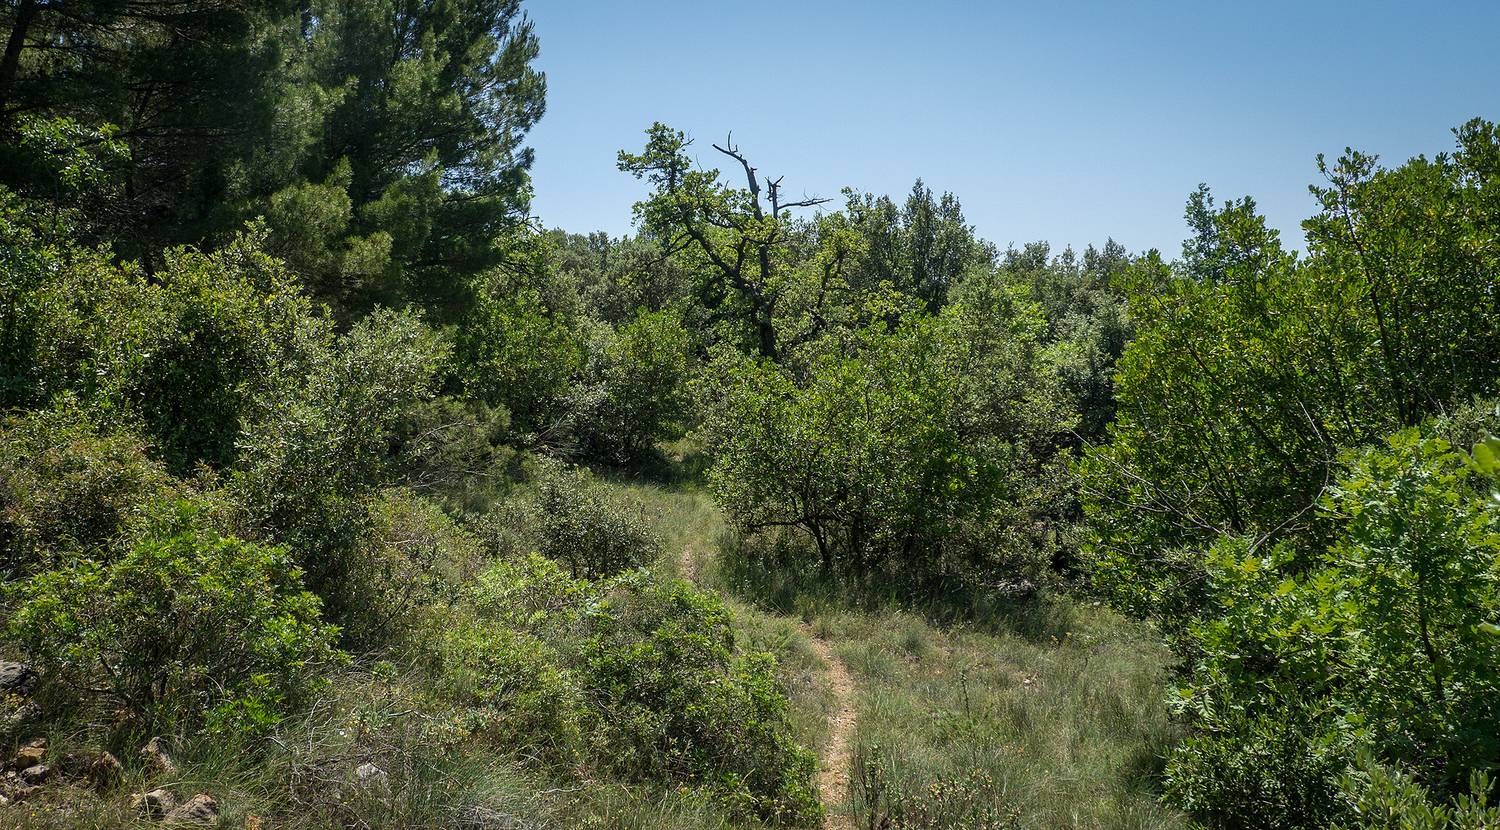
[523,1,1500,257]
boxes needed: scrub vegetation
[2,0,1499,826]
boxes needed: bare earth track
[677,548,857,829]
[801,625,857,829]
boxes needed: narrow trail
[677,547,858,828]
[801,623,857,830]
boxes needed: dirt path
[802,625,857,830]
[674,547,858,829]
[677,546,698,582]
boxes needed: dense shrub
[1164,429,1500,827]
[510,460,661,579]
[1335,762,1500,829]
[699,285,1071,585]
[436,618,584,761]
[577,570,821,824]
[1,218,318,474]
[5,500,344,734]
[569,309,692,461]
[389,396,514,510]
[334,489,483,650]
[0,185,131,411]
[230,307,450,617]
[130,237,315,473]
[1082,123,1500,631]
[450,555,820,824]
[467,552,596,637]
[457,273,582,435]
[0,405,174,578]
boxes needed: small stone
[88,752,124,792]
[352,761,391,801]
[0,662,36,696]
[164,793,219,825]
[244,815,264,830]
[7,743,44,772]
[140,736,177,776]
[8,785,42,802]
[58,751,93,777]
[19,764,49,785]
[132,787,180,818]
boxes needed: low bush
[509,460,661,579]
[1164,429,1500,827]
[578,570,821,824]
[467,552,595,637]
[5,500,344,735]
[448,555,821,824]
[1335,761,1500,829]
[0,404,175,578]
[334,488,483,651]
[437,619,584,762]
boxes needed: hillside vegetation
[3,1,1500,828]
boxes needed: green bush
[130,236,315,473]
[467,552,596,637]
[436,618,584,761]
[0,184,136,411]
[457,273,581,435]
[1164,429,1500,827]
[389,395,514,510]
[698,286,1071,585]
[5,500,344,734]
[1,217,318,474]
[522,460,661,579]
[577,571,821,825]
[569,309,693,462]
[230,307,450,618]
[334,488,483,651]
[1163,695,1357,828]
[451,555,820,824]
[1335,761,1500,830]
[0,405,175,578]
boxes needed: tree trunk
[0,0,39,120]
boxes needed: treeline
[1081,125,1500,827]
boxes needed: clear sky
[523,1,1500,257]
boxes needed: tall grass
[832,606,1186,830]
[701,526,1187,830]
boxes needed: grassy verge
[699,526,1187,830]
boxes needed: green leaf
[1470,441,1494,471]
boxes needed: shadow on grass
[586,441,712,492]
[710,529,1079,642]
